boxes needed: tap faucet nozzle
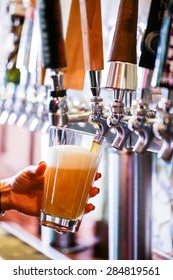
[128,100,155,154]
[155,100,173,161]
[107,98,131,150]
[88,70,109,143]
[48,71,68,127]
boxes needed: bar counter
[0,222,69,260]
[1,221,173,261]
[0,221,104,260]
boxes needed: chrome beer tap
[48,71,68,127]
[107,89,132,150]
[151,0,173,161]
[79,0,109,143]
[89,70,109,143]
[128,100,156,154]
[105,0,138,150]
[128,0,168,154]
[153,97,173,161]
[38,0,68,128]
[128,71,156,154]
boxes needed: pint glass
[40,126,105,234]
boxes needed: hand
[1,162,47,216]
[1,162,101,217]
[85,172,101,214]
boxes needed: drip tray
[0,222,69,260]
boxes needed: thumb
[35,161,47,176]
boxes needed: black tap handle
[153,1,173,88]
[139,0,169,70]
[38,0,67,69]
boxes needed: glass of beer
[40,126,105,234]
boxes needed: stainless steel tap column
[108,149,152,260]
[106,0,153,260]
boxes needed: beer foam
[47,145,98,169]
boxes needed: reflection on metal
[108,148,152,260]
[106,62,137,91]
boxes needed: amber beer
[41,145,99,222]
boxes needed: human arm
[0,162,101,217]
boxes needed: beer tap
[151,0,173,161]
[153,97,173,161]
[37,0,68,128]
[0,0,25,125]
[106,0,138,150]
[48,71,68,127]
[79,0,109,144]
[128,94,156,154]
[128,0,168,154]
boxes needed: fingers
[94,172,101,181]
[89,186,100,198]
[84,203,95,214]
[35,161,47,176]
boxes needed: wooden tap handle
[109,0,138,64]
[29,0,36,8]
[62,0,85,90]
[37,0,67,69]
[79,0,104,70]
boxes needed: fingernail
[39,161,45,165]
[91,205,95,211]
[97,188,100,194]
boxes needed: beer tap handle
[37,0,68,127]
[152,1,173,89]
[108,0,138,64]
[37,0,66,70]
[29,0,36,7]
[106,0,138,91]
[79,0,104,71]
[62,0,85,90]
[79,0,109,142]
[139,0,168,71]
[105,0,138,149]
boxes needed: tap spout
[48,71,68,127]
[89,95,109,143]
[128,100,155,154]
[111,122,131,150]
[132,124,154,154]
[156,104,173,161]
[107,98,131,150]
[158,139,173,161]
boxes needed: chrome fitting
[128,100,155,154]
[106,62,137,91]
[48,71,68,127]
